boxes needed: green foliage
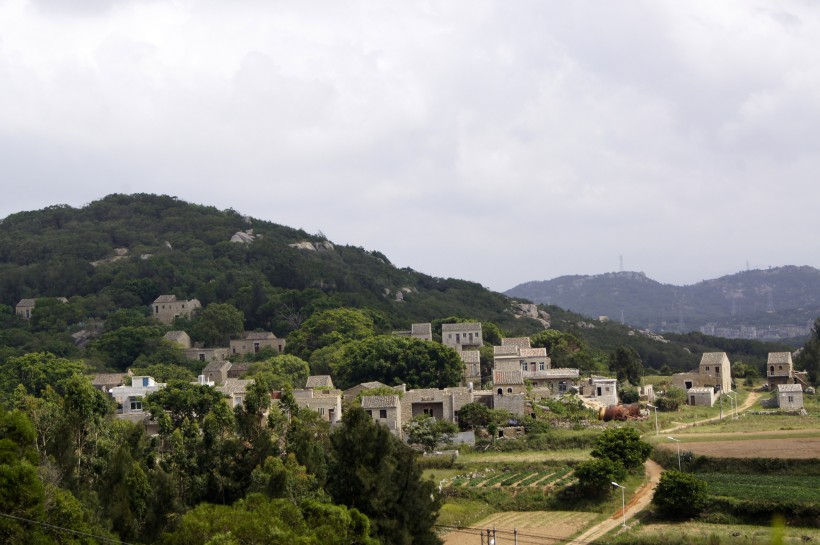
[159,493,377,545]
[332,335,463,390]
[92,325,167,371]
[796,317,820,384]
[573,458,625,497]
[653,470,707,519]
[590,427,652,471]
[287,308,376,360]
[656,386,686,411]
[0,352,87,403]
[619,386,640,404]
[145,380,229,429]
[328,407,442,545]
[191,303,244,347]
[609,346,643,386]
[128,363,196,383]
[248,454,328,505]
[403,415,458,453]
[247,354,310,389]
[456,402,492,431]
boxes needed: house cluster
[671,351,806,410]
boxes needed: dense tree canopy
[286,307,377,360]
[331,335,463,390]
[609,345,644,386]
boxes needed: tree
[455,402,491,431]
[286,308,376,360]
[590,427,652,471]
[92,325,166,371]
[191,303,244,347]
[609,346,643,386]
[796,318,820,384]
[332,335,463,390]
[145,381,229,429]
[652,470,707,519]
[327,407,442,545]
[574,458,625,497]
[656,386,686,411]
[247,354,310,389]
[403,415,458,453]
[0,352,86,402]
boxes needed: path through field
[442,511,598,545]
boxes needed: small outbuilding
[687,387,715,407]
[776,383,804,410]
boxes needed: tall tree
[327,407,442,545]
[796,318,820,384]
[286,307,376,360]
[608,346,644,386]
[191,303,244,347]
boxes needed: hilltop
[506,268,820,340]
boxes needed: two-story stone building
[152,295,201,325]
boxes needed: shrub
[575,458,625,497]
[652,470,707,519]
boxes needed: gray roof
[202,360,232,374]
[411,323,432,336]
[361,395,400,409]
[218,378,253,396]
[305,375,334,389]
[777,383,803,393]
[530,368,579,378]
[519,347,547,358]
[493,345,519,356]
[687,387,714,394]
[442,322,482,332]
[163,330,189,341]
[91,373,127,386]
[493,369,524,385]
[699,352,729,366]
[16,298,36,307]
[501,337,531,348]
[154,294,178,303]
[767,352,793,364]
[243,331,278,340]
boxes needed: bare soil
[442,511,597,545]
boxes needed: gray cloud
[1,0,819,291]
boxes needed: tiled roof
[493,345,518,356]
[767,352,793,364]
[442,322,481,332]
[91,373,127,386]
[493,369,524,385]
[163,331,188,340]
[777,383,803,393]
[244,331,277,340]
[501,337,531,348]
[687,387,713,393]
[153,295,178,303]
[699,352,729,366]
[411,323,432,336]
[519,348,547,358]
[16,298,36,307]
[528,368,579,378]
[306,375,334,389]
[218,378,252,396]
[459,350,480,363]
[361,395,400,409]
[202,360,231,374]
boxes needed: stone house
[362,395,403,434]
[525,368,580,393]
[163,330,192,349]
[15,297,68,320]
[442,322,482,351]
[400,387,475,425]
[393,323,433,342]
[216,378,253,409]
[492,370,527,415]
[202,360,232,385]
[293,387,342,424]
[776,383,804,410]
[672,352,733,393]
[109,376,165,415]
[152,295,202,325]
[342,381,392,404]
[766,352,808,389]
[493,339,551,375]
[687,387,715,407]
[305,375,335,389]
[459,350,482,387]
[229,331,285,356]
[184,346,230,364]
[581,377,618,407]
[91,373,128,393]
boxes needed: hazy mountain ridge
[506,267,820,338]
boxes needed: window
[705,366,710,371]
[129,398,142,412]
[254,342,260,353]
[423,408,432,416]
[558,381,567,392]
[521,362,527,371]
[234,396,243,407]
[199,354,205,361]
[788,396,794,403]
[142,377,149,387]
[507,387,512,393]
[379,409,387,419]
[539,362,545,371]
[366,410,373,417]
[497,388,503,395]
[318,407,325,415]
[716,366,720,375]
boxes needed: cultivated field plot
[442,511,597,545]
[449,468,575,490]
[635,522,820,544]
[701,473,820,503]
[663,436,820,459]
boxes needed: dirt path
[566,390,763,544]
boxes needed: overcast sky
[1,1,819,292]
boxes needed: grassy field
[701,473,820,503]
[622,521,820,545]
[457,449,591,464]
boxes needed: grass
[457,449,591,464]
[700,473,820,503]
[437,498,497,528]
[621,521,820,545]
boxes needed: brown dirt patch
[661,437,820,459]
[442,511,597,545]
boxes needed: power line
[435,523,615,545]
[0,512,133,545]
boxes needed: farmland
[442,511,598,545]
[701,473,820,504]
[450,467,575,490]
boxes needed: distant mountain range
[505,266,820,340]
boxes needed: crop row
[452,468,574,488]
[699,474,820,503]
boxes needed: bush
[590,427,652,471]
[652,470,707,519]
[656,387,686,411]
[619,387,640,404]
[575,458,625,497]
